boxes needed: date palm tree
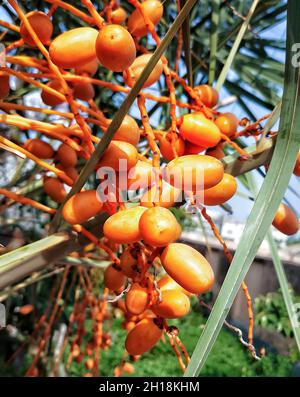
[0,0,299,377]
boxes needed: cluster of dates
[1,0,299,360]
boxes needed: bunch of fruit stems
[9,0,95,153]
[236,114,272,138]
[0,0,274,372]
[0,183,258,370]
[200,207,254,345]
[27,268,104,377]
[64,283,94,374]
[166,327,190,372]
[53,278,86,375]
[1,1,251,167]
[1,61,251,157]
[2,60,202,110]
[25,266,70,375]
[53,280,82,376]
[137,94,163,197]
[0,187,191,372]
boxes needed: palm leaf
[0,213,108,290]
[216,0,260,91]
[208,0,220,84]
[180,0,193,86]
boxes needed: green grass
[68,307,294,377]
[0,299,295,377]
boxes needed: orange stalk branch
[0,188,56,215]
[73,225,120,265]
[166,332,186,373]
[221,133,252,159]
[6,38,24,53]
[137,94,162,202]
[127,0,178,156]
[25,268,69,376]
[88,99,110,127]
[235,113,271,138]
[0,113,83,151]
[0,101,73,119]
[136,44,214,117]
[47,3,58,17]
[137,95,161,169]
[81,0,105,28]
[0,136,74,186]
[170,70,217,118]
[1,68,113,123]
[1,66,66,101]
[0,102,104,142]
[44,0,94,24]
[15,69,198,111]
[6,55,50,72]
[0,19,20,32]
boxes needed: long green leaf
[225,80,275,110]
[0,213,108,290]
[49,0,198,233]
[185,0,300,376]
[180,0,193,86]
[208,0,220,84]
[246,175,300,354]
[0,232,76,290]
[215,0,260,91]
